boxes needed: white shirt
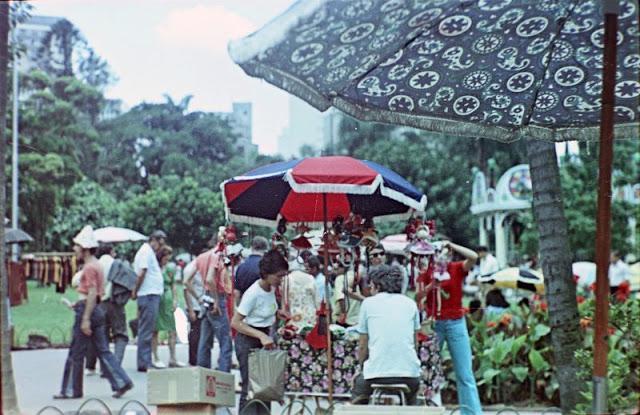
[133,243,164,296]
[184,260,205,312]
[315,273,326,308]
[99,254,115,300]
[479,254,500,276]
[358,293,421,379]
[609,260,630,287]
[237,280,277,328]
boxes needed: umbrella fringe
[237,62,640,142]
[227,210,416,229]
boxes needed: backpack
[108,259,137,305]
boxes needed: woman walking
[152,245,184,368]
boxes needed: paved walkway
[11,344,560,414]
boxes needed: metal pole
[11,25,19,260]
[593,1,618,413]
[322,193,334,403]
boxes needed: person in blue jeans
[419,240,482,415]
[191,241,233,371]
[54,226,133,399]
[132,230,166,372]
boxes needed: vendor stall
[279,334,444,401]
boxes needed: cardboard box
[333,406,446,415]
[147,367,235,408]
[157,403,217,415]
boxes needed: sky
[32,0,295,155]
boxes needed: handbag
[248,349,287,401]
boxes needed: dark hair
[368,264,403,294]
[476,246,489,253]
[469,299,482,314]
[150,230,167,241]
[300,250,313,261]
[259,249,289,278]
[88,247,97,256]
[486,289,510,308]
[96,243,114,257]
[306,255,321,270]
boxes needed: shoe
[53,393,82,400]
[85,369,97,376]
[112,383,134,398]
[168,361,186,368]
[137,367,148,373]
[152,360,167,369]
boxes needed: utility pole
[10,24,18,260]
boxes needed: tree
[332,116,527,245]
[121,175,226,253]
[95,97,245,195]
[48,179,123,251]
[526,139,580,412]
[0,2,20,413]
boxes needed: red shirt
[422,261,467,320]
[195,250,225,294]
[78,262,105,298]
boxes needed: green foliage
[574,296,640,414]
[94,98,245,196]
[121,175,225,253]
[332,116,527,246]
[48,179,122,251]
[517,140,638,261]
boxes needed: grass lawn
[10,280,187,347]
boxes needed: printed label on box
[206,375,216,398]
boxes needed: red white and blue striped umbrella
[221,156,426,227]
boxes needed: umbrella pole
[322,193,334,403]
[593,1,618,413]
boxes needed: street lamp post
[11,24,19,260]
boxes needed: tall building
[278,96,325,158]
[15,15,70,75]
[216,102,257,159]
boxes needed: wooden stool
[370,383,411,406]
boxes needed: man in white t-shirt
[609,250,630,295]
[132,230,166,372]
[353,264,421,405]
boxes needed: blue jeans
[137,294,160,370]
[59,302,132,397]
[196,295,232,371]
[435,318,482,415]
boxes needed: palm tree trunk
[0,3,20,414]
[526,138,581,412]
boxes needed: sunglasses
[370,252,384,258]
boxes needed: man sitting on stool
[352,264,421,405]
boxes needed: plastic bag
[248,349,287,401]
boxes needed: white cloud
[156,4,256,53]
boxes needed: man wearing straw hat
[54,226,133,400]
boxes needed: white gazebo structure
[470,165,532,268]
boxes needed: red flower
[608,327,616,336]
[539,302,548,312]
[615,281,631,303]
[487,321,497,328]
[577,295,585,304]
[499,313,512,326]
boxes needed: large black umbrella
[4,228,33,245]
[228,0,638,411]
[229,0,639,141]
